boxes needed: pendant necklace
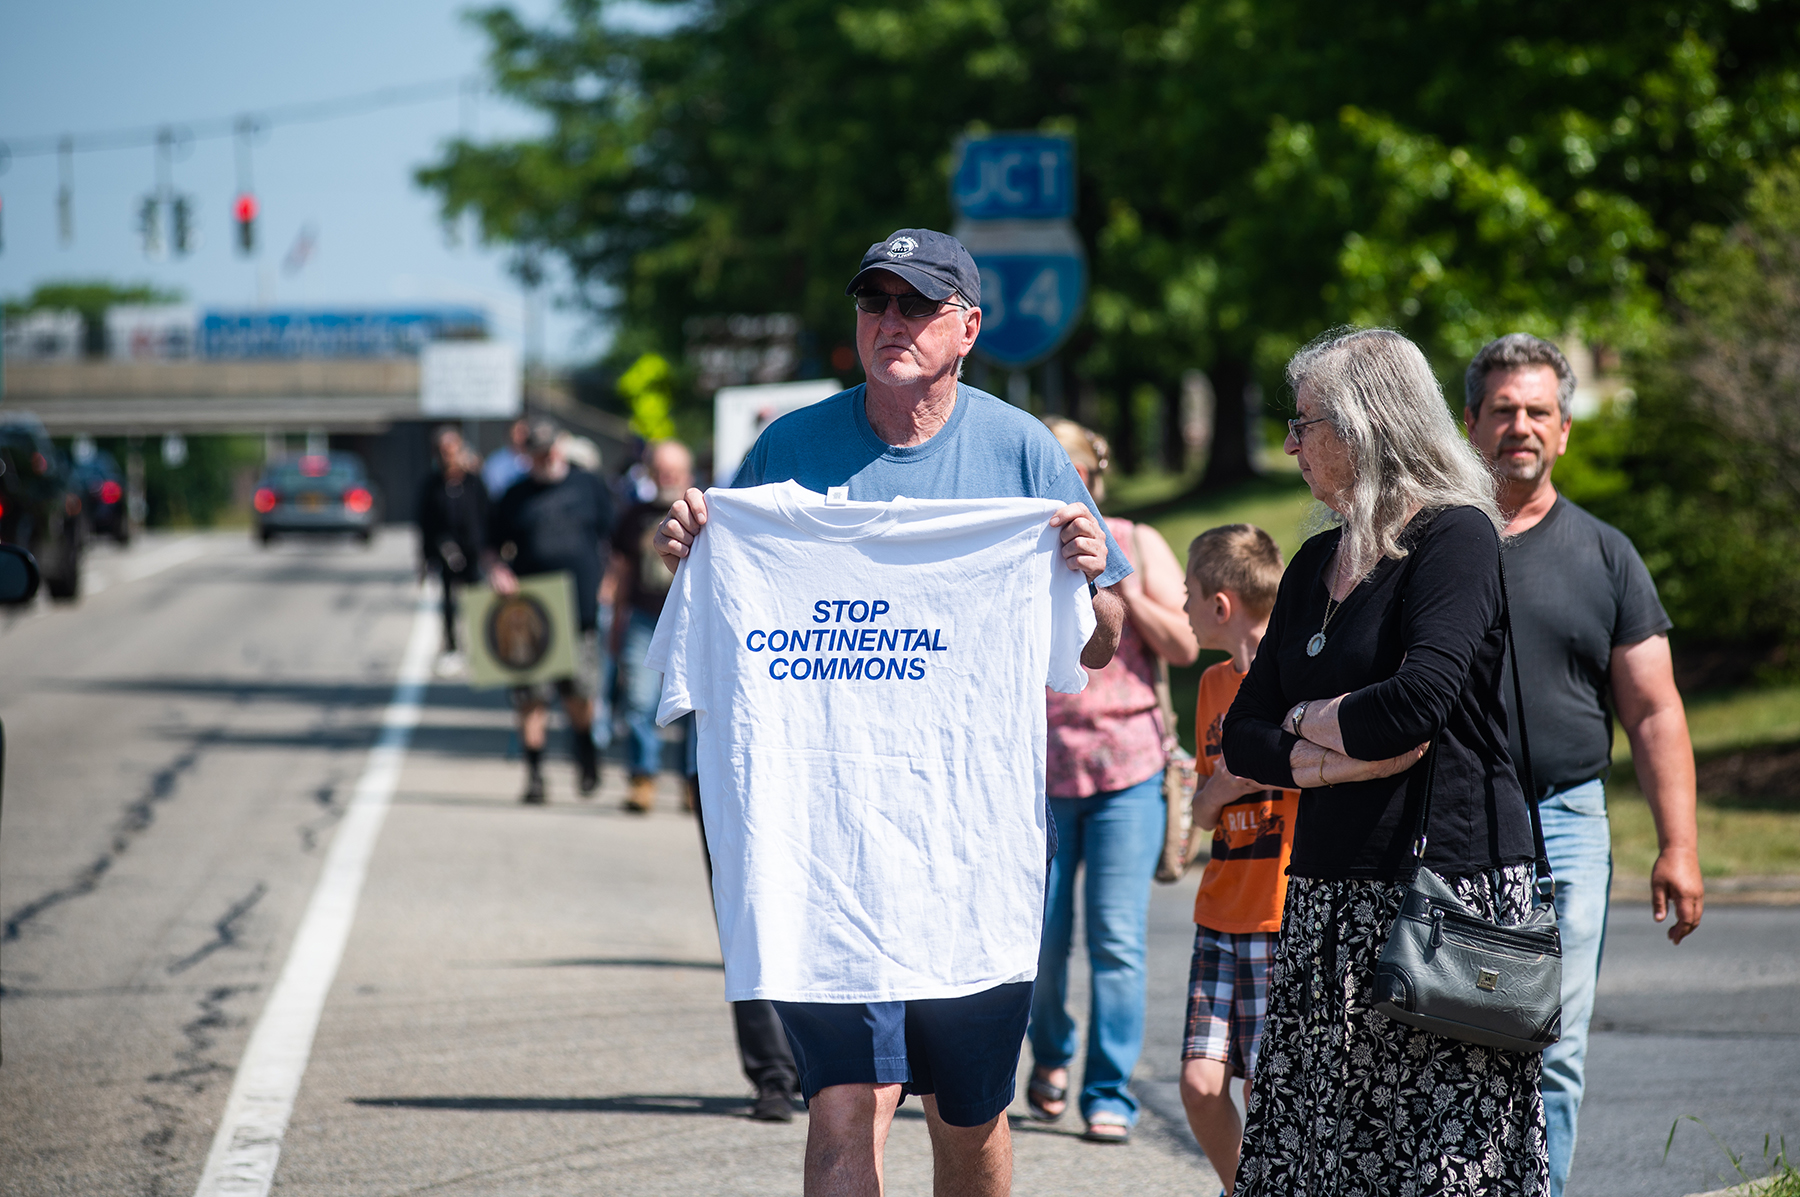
[1307,553,1346,657]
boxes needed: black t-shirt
[610,500,676,619]
[416,471,489,582]
[488,467,614,631]
[1222,506,1537,881]
[1500,496,1671,794]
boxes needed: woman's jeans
[1539,778,1614,1197]
[1029,773,1165,1125]
[621,609,667,777]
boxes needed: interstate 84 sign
[954,219,1086,370]
[950,133,1086,371]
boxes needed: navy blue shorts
[772,981,1033,1127]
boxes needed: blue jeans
[1028,773,1165,1125]
[1539,779,1613,1197]
[621,609,680,777]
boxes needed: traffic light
[138,195,164,258]
[172,195,196,256]
[234,192,258,255]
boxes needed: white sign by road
[714,378,842,486]
[420,342,522,418]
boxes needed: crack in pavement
[2,732,221,944]
[138,984,258,1191]
[145,983,254,1096]
[298,775,346,853]
[167,883,268,976]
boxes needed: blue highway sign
[951,135,1076,222]
[956,221,1087,370]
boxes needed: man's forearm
[1082,586,1125,670]
[1629,707,1699,855]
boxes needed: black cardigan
[1221,506,1536,881]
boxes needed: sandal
[1082,1112,1131,1144]
[1026,1068,1068,1122]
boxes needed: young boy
[1178,524,1298,1196]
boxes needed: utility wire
[0,76,482,160]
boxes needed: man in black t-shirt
[485,421,615,804]
[1465,334,1704,1197]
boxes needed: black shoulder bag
[1372,555,1563,1053]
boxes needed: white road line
[192,590,438,1197]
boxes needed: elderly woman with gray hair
[1221,328,1548,1196]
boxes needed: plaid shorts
[1182,926,1277,1077]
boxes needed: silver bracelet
[1291,700,1309,738]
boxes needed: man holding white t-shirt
[654,228,1129,1197]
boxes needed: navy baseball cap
[845,228,981,307]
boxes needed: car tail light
[344,487,373,514]
[66,494,84,516]
[100,480,124,505]
[299,455,330,477]
[254,487,278,514]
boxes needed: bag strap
[1406,550,1554,901]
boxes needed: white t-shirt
[646,480,1095,1002]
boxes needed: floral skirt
[1236,865,1548,1197]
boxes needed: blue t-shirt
[733,384,1131,588]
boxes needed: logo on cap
[886,236,919,259]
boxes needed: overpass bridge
[0,358,632,522]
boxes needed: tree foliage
[1564,156,1800,658]
[418,0,1800,480]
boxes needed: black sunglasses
[852,290,970,319]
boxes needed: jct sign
[951,132,1085,371]
[951,135,1076,222]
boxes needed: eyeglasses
[1287,416,1328,441]
[852,290,970,319]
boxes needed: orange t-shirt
[1191,659,1300,934]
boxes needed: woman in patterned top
[1026,417,1199,1143]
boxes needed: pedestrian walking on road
[1222,327,1549,1196]
[1176,524,1297,1194]
[1026,417,1198,1144]
[417,425,489,674]
[1463,333,1704,1197]
[482,417,532,499]
[483,420,614,804]
[605,438,697,814]
[650,228,1131,1197]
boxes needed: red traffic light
[234,193,259,222]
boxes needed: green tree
[418,0,1800,482]
[1563,156,1800,660]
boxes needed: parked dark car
[0,415,84,599]
[252,452,379,545]
[70,448,130,545]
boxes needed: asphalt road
[1,529,1794,1196]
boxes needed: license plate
[300,493,324,511]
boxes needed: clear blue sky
[0,0,611,363]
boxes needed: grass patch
[1118,470,1320,561]
[1611,683,1800,880]
[1103,470,1317,754]
[1608,781,1800,880]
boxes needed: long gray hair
[1287,327,1503,581]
